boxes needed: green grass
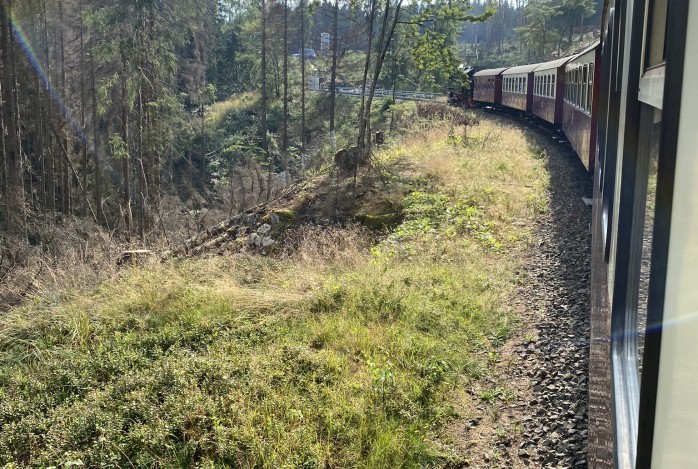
[0,115,548,468]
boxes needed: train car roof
[534,56,575,72]
[502,63,542,75]
[568,40,602,61]
[473,67,509,77]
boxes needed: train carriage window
[645,0,668,67]
[551,74,556,99]
[543,76,547,97]
[588,63,594,113]
[568,70,573,102]
[579,64,588,112]
[577,66,582,107]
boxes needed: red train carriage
[501,64,540,112]
[532,57,573,124]
[473,67,508,104]
[562,42,601,171]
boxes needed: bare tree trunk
[1,0,26,235]
[90,57,102,224]
[359,0,403,162]
[58,0,70,215]
[282,0,289,181]
[122,79,132,240]
[300,0,306,176]
[43,0,55,213]
[357,0,377,158]
[329,0,338,152]
[79,1,88,217]
[261,0,271,200]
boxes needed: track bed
[462,113,592,468]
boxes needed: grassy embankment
[0,116,548,467]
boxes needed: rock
[117,250,151,266]
[257,224,272,234]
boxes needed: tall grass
[0,115,548,467]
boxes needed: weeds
[0,113,548,467]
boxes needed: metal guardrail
[311,87,445,102]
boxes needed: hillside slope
[0,114,549,467]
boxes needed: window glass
[576,67,581,106]
[588,63,595,112]
[568,71,572,101]
[579,64,588,111]
[552,74,556,98]
[635,108,661,377]
[646,0,668,67]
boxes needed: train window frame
[578,68,581,109]
[551,74,556,99]
[577,66,582,108]
[643,0,668,68]
[574,65,581,109]
[587,62,596,114]
[609,0,679,466]
[566,70,571,102]
[579,64,588,113]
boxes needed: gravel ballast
[460,113,593,469]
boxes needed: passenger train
[472,1,698,467]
